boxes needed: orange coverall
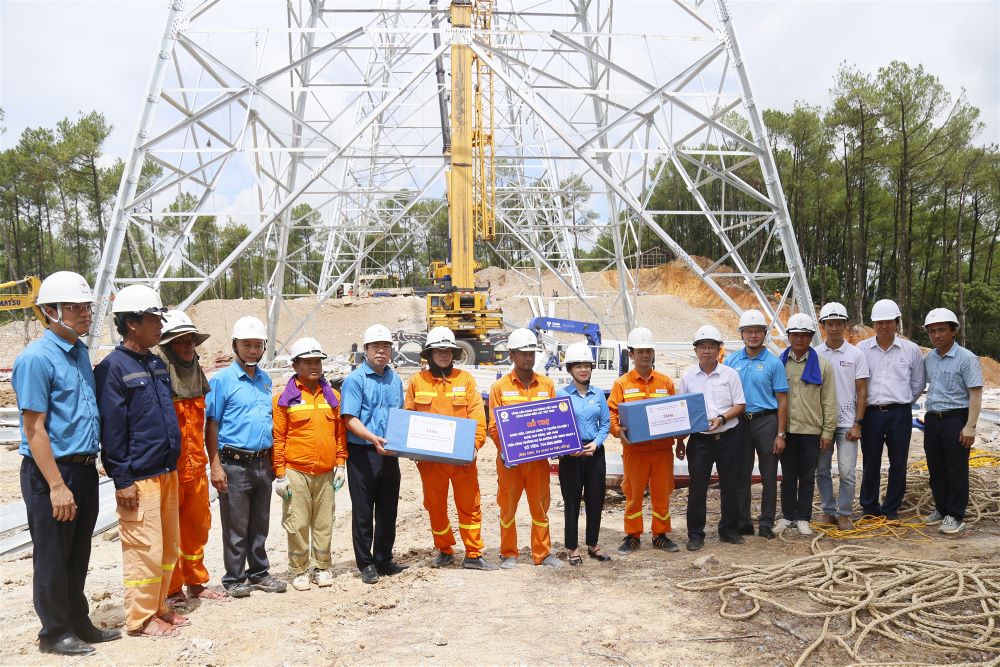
[608,369,677,536]
[405,369,487,558]
[272,383,348,477]
[168,396,212,596]
[488,371,556,564]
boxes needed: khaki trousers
[118,471,180,632]
[282,469,335,574]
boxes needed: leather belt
[220,446,272,463]
[924,408,968,420]
[745,409,777,420]
[56,454,98,465]
[871,403,910,412]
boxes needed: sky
[1,0,998,160]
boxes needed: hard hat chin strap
[43,304,78,338]
[232,340,265,367]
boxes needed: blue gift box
[617,393,709,443]
[384,408,478,464]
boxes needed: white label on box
[646,400,690,436]
[406,415,457,454]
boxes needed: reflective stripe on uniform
[431,523,452,536]
[651,510,670,521]
[161,563,175,571]
[500,516,516,529]
[178,551,204,561]
[458,522,480,530]
[531,519,548,528]
[625,510,643,520]
[124,576,162,588]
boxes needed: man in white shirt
[856,299,925,519]
[815,303,869,531]
[675,326,746,552]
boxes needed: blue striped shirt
[924,343,982,411]
[557,383,610,447]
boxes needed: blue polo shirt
[206,361,273,451]
[924,343,982,412]
[340,360,403,445]
[13,329,100,458]
[724,346,788,413]
[557,383,610,447]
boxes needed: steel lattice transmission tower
[91,0,814,361]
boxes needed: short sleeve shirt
[724,347,788,413]
[679,363,746,434]
[924,343,983,411]
[340,361,404,445]
[206,361,273,451]
[815,340,870,428]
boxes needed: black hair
[114,313,143,338]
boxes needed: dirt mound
[982,356,1000,386]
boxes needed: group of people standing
[13,270,984,656]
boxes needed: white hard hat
[362,323,393,347]
[112,285,164,315]
[160,310,210,346]
[738,309,767,330]
[36,271,93,305]
[871,299,901,322]
[923,308,959,329]
[421,326,461,358]
[693,325,724,345]
[818,302,849,322]
[563,342,594,368]
[786,313,816,334]
[507,328,542,352]
[289,337,327,360]
[232,316,267,341]
[626,327,655,350]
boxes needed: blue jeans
[816,427,857,517]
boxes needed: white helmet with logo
[786,313,816,334]
[362,324,393,347]
[112,285,165,315]
[160,310,210,346]
[626,327,655,350]
[421,326,461,359]
[870,299,901,322]
[507,328,542,352]
[231,316,267,341]
[563,342,594,368]
[36,271,93,305]
[923,308,959,329]
[289,337,327,360]
[693,325,724,345]
[818,302,849,322]
[738,309,767,331]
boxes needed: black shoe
[361,565,379,584]
[651,534,680,552]
[40,635,94,656]
[686,537,704,552]
[431,552,455,568]
[587,548,612,562]
[461,556,499,571]
[617,535,641,555]
[758,527,776,540]
[737,523,755,536]
[376,561,408,576]
[249,574,287,593]
[225,582,251,598]
[719,533,745,545]
[75,626,121,644]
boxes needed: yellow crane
[0,276,45,325]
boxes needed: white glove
[273,476,291,500]
[332,466,346,491]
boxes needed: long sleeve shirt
[608,368,677,449]
[784,352,838,440]
[272,380,348,477]
[405,368,487,450]
[487,371,555,447]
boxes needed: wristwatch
[777,432,786,438]
[716,414,727,425]
[855,419,864,425]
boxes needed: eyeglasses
[61,303,94,314]
[367,343,392,351]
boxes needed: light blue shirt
[924,343,982,411]
[13,330,100,458]
[724,347,788,413]
[206,361,273,451]
[557,384,610,447]
[340,361,403,445]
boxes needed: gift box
[617,392,708,443]
[384,408,478,464]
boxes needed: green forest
[1,62,998,357]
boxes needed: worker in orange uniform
[158,311,230,611]
[405,327,498,571]
[608,327,680,555]
[272,338,348,591]
[488,328,564,569]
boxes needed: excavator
[0,276,45,326]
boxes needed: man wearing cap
[815,303,869,531]
[405,327,497,571]
[206,316,286,597]
[676,325,746,551]
[774,314,837,537]
[921,308,983,535]
[13,272,121,655]
[488,328,563,568]
[340,324,406,584]
[272,337,348,590]
[723,310,789,540]
[857,299,925,519]
[608,326,680,555]
[159,311,228,610]
[95,285,184,638]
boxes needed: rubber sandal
[128,617,179,638]
[568,554,583,566]
[165,592,189,611]
[158,611,191,627]
[588,548,611,562]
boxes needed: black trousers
[859,405,911,516]
[558,446,606,549]
[923,410,970,520]
[20,457,100,642]
[779,433,820,521]
[347,442,401,570]
[686,428,742,540]
[219,454,274,587]
[737,414,780,530]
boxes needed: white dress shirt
[679,362,746,434]
[856,335,925,406]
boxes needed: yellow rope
[808,514,934,541]
[909,449,1000,472]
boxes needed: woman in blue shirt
[557,343,611,565]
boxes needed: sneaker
[651,534,680,552]
[774,518,793,536]
[939,516,966,534]
[461,556,499,571]
[796,520,813,536]
[225,583,251,599]
[431,552,455,568]
[250,575,287,593]
[836,516,854,531]
[922,510,945,525]
[617,535,641,555]
[291,572,311,591]
[539,554,565,568]
[499,556,518,570]
[312,569,334,588]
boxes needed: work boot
[312,568,334,588]
[499,556,518,570]
[539,554,565,568]
[686,537,704,552]
[250,574,287,593]
[617,535,641,555]
[651,534,679,552]
[836,516,854,531]
[360,565,379,585]
[376,561,408,576]
[819,513,837,525]
[431,552,455,568]
[291,572,312,591]
[461,556,499,571]
[224,583,251,599]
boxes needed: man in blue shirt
[340,324,405,584]
[13,272,120,656]
[920,308,983,535]
[724,309,789,539]
[205,316,285,597]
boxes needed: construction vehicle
[0,276,45,325]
